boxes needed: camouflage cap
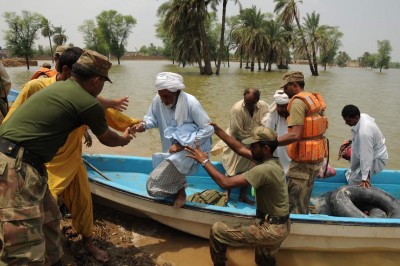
[55,45,68,56]
[279,71,304,88]
[242,126,278,145]
[76,50,112,83]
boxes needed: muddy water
[6,61,400,265]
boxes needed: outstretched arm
[210,122,253,161]
[185,142,249,189]
[97,96,129,111]
[96,127,134,147]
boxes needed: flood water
[5,60,400,265]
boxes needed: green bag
[187,189,227,207]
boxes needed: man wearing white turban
[262,89,291,173]
[133,72,214,208]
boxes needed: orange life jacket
[30,68,57,80]
[287,92,328,163]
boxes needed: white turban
[273,89,289,105]
[155,72,185,92]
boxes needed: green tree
[96,10,137,64]
[157,0,214,74]
[318,26,342,70]
[274,0,318,75]
[264,19,288,71]
[3,10,44,69]
[301,11,321,75]
[336,51,351,67]
[232,6,268,72]
[376,40,392,72]
[52,26,68,46]
[358,52,376,69]
[215,0,238,75]
[41,17,54,62]
[78,19,109,55]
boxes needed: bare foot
[173,188,186,208]
[238,195,255,205]
[83,236,109,262]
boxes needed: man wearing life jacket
[276,71,328,214]
[30,62,58,80]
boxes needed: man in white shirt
[341,104,388,188]
[262,90,290,173]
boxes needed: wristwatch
[201,158,209,167]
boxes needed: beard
[251,151,263,162]
[164,103,174,109]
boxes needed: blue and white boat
[83,153,400,251]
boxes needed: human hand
[169,143,184,154]
[84,129,92,147]
[185,142,208,163]
[132,122,145,133]
[359,175,371,188]
[111,96,129,112]
[120,127,135,146]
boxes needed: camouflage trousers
[286,160,322,214]
[0,152,62,266]
[209,219,289,266]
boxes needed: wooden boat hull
[84,154,400,251]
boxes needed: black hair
[289,81,305,89]
[244,88,260,100]
[57,47,84,72]
[342,104,360,118]
[259,139,278,153]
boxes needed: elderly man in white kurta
[134,72,214,208]
[262,90,291,173]
[341,104,388,188]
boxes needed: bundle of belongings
[187,189,227,207]
[338,140,352,161]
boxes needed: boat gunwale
[89,175,400,227]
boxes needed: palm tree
[302,11,320,75]
[158,0,214,75]
[264,19,288,71]
[41,18,54,62]
[274,0,318,75]
[232,6,268,72]
[215,0,239,75]
[318,26,342,70]
[52,26,68,46]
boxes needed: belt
[257,210,290,225]
[0,137,45,174]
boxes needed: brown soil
[60,203,162,266]
[1,58,38,67]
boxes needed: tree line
[2,1,395,73]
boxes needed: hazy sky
[1,0,399,61]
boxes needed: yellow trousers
[47,109,141,237]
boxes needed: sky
[1,0,399,61]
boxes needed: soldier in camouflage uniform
[186,125,289,266]
[0,50,134,265]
